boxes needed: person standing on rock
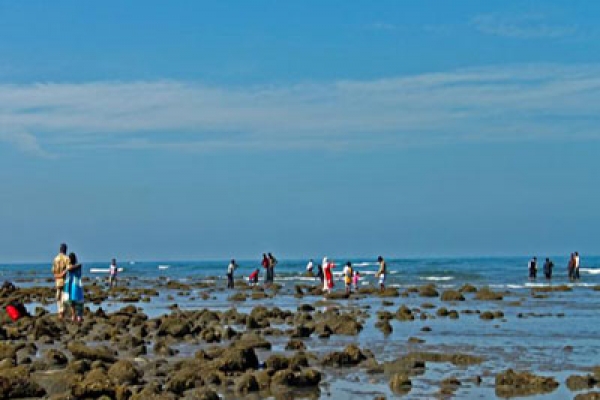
[109,258,118,288]
[227,259,238,289]
[568,253,575,281]
[323,258,335,294]
[306,259,314,274]
[543,258,554,281]
[267,253,277,284]
[51,243,70,320]
[316,264,324,285]
[64,252,84,323]
[528,257,538,281]
[343,262,354,295]
[261,254,270,284]
[353,271,361,291]
[376,256,387,292]
[321,256,328,290]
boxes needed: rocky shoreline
[1,278,600,399]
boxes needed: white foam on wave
[420,276,454,281]
[158,265,170,270]
[90,268,124,273]
[357,270,378,276]
[524,282,547,288]
[276,277,319,282]
[580,268,600,275]
[354,262,377,267]
[495,282,597,289]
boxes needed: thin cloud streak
[365,22,398,31]
[472,13,578,39]
[1,64,600,154]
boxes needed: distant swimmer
[543,258,554,281]
[376,256,387,292]
[528,257,538,281]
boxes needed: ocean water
[3,256,599,289]
[2,256,599,399]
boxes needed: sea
[3,255,599,290]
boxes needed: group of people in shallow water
[45,245,590,320]
[310,256,387,294]
[50,243,119,323]
[227,254,389,295]
[528,252,581,282]
[226,253,278,289]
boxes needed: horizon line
[1,253,592,266]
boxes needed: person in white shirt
[322,257,335,293]
[227,259,238,289]
[109,258,118,288]
[306,259,314,274]
[574,252,580,280]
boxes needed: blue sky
[1,1,599,262]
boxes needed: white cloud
[472,13,577,39]
[0,131,50,157]
[1,63,600,154]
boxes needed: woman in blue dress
[63,252,84,322]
